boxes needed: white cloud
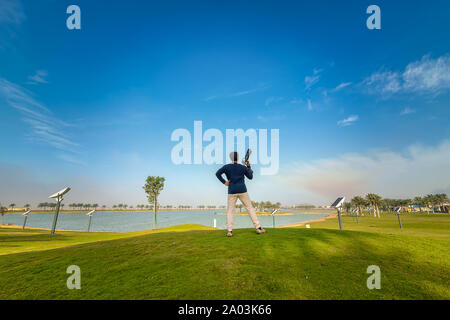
[305,68,323,90]
[0,78,80,157]
[27,70,48,84]
[364,70,402,95]
[364,54,450,96]
[0,0,25,25]
[203,95,217,102]
[337,115,358,126]
[403,55,450,92]
[232,85,270,97]
[281,140,450,202]
[400,107,416,115]
[305,75,320,90]
[331,82,352,92]
[207,85,270,101]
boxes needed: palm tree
[351,196,366,216]
[24,204,31,210]
[9,204,16,212]
[436,193,448,213]
[423,194,438,213]
[366,194,382,218]
[343,202,352,215]
[236,204,243,212]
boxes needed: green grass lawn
[0,214,449,300]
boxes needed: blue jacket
[216,163,253,194]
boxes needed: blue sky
[1,0,449,206]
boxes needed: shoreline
[278,213,337,228]
[215,211,334,216]
[0,224,84,233]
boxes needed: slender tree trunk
[154,196,157,230]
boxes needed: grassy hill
[0,214,449,299]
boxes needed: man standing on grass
[216,151,266,237]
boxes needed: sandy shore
[278,213,337,228]
[0,224,78,232]
[216,211,333,216]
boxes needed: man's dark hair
[230,151,238,162]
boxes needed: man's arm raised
[244,162,253,180]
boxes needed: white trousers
[227,192,261,231]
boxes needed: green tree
[423,194,439,213]
[0,206,7,225]
[24,204,31,210]
[436,193,448,213]
[413,197,424,212]
[351,196,366,216]
[9,203,16,212]
[143,176,165,230]
[343,202,352,215]
[366,194,382,218]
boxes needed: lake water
[3,210,332,233]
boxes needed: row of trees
[0,203,30,211]
[36,203,104,210]
[343,193,448,217]
[68,203,102,210]
[252,201,281,212]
